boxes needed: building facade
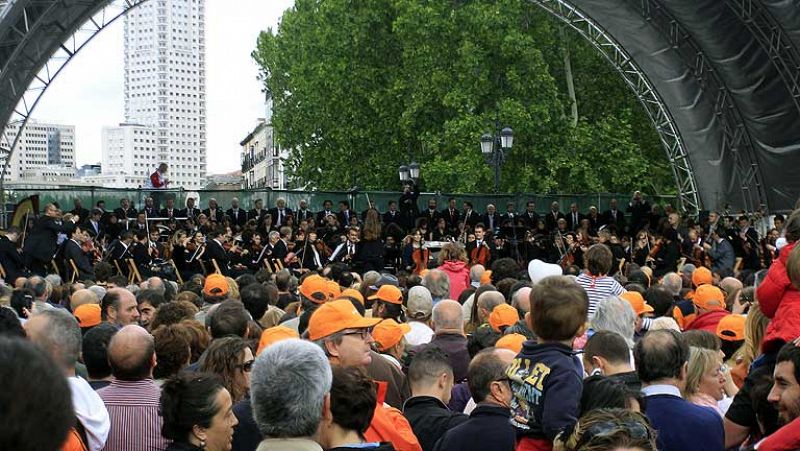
[122,0,206,189]
[241,98,289,189]
[95,123,157,188]
[0,120,75,182]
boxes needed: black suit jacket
[271,240,289,261]
[113,207,138,220]
[295,209,314,222]
[316,210,335,227]
[440,208,461,232]
[383,210,402,226]
[203,208,225,222]
[521,211,541,230]
[0,235,26,280]
[159,208,178,220]
[419,209,441,226]
[70,207,90,223]
[82,220,104,239]
[336,210,354,227]
[601,209,626,229]
[142,206,158,218]
[226,208,248,228]
[481,213,500,232]
[63,240,94,280]
[566,212,585,231]
[203,239,230,273]
[268,207,294,228]
[544,211,565,232]
[179,207,201,219]
[24,216,76,262]
[248,208,268,222]
[462,210,480,228]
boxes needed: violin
[315,240,332,258]
[82,240,102,265]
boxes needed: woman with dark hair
[160,372,238,451]
[555,408,657,451]
[198,336,254,404]
[152,324,192,383]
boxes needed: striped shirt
[575,273,626,318]
[98,378,168,451]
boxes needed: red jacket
[685,310,730,333]
[750,417,800,451]
[757,242,800,353]
[439,260,471,301]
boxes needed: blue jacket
[433,404,515,451]
[506,341,583,440]
[645,392,724,451]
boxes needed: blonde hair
[683,346,719,398]
[648,317,681,332]
[437,242,468,265]
[734,302,770,366]
[225,276,240,301]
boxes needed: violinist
[632,231,651,267]
[83,208,105,240]
[170,230,190,274]
[63,226,96,281]
[295,230,325,272]
[131,230,154,277]
[651,227,681,277]
[23,203,78,276]
[402,228,430,275]
[330,227,361,270]
[148,229,165,260]
[465,223,494,267]
[185,231,206,275]
[203,230,231,276]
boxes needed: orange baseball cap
[326,280,342,301]
[203,273,229,297]
[307,299,382,341]
[489,304,519,333]
[480,270,493,285]
[496,333,526,354]
[621,291,654,316]
[367,285,403,305]
[256,326,299,356]
[693,284,726,311]
[340,288,365,305]
[372,319,411,351]
[299,275,328,304]
[74,304,101,328]
[716,314,746,342]
[692,267,713,287]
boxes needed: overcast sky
[32,0,294,174]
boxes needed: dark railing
[0,185,679,227]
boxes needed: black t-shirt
[725,352,779,441]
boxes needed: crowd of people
[0,188,799,451]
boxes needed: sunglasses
[237,360,255,373]
[341,327,375,340]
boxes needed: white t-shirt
[406,321,434,346]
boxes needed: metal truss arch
[530,0,702,214]
[0,0,148,205]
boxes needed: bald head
[720,277,743,296]
[107,325,155,381]
[70,289,98,311]
[432,300,464,332]
[470,264,486,283]
[512,287,532,313]
[660,272,682,297]
[477,291,506,322]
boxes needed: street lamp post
[480,122,514,193]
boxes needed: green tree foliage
[254,0,674,194]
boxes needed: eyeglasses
[341,327,374,340]
[237,360,255,373]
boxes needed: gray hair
[660,272,682,297]
[268,231,280,241]
[144,277,166,295]
[591,296,637,348]
[469,264,485,283]
[511,286,532,313]
[422,269,450,299]
[251,339,332,439]
[34,309,82,370]
[432,300,463,331]
[45,274,62,288]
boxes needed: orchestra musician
[203,230,231,276]
[248,198,268,223]
[180,197,201,220]
[159,197,179,220]
[0,226,28,281]
[466,223,495,267]
[330,227,362,270]
[402,228,430,275]
[23,203,79,276]
[63,227,95,281]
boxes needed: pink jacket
[439,260,471,301]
